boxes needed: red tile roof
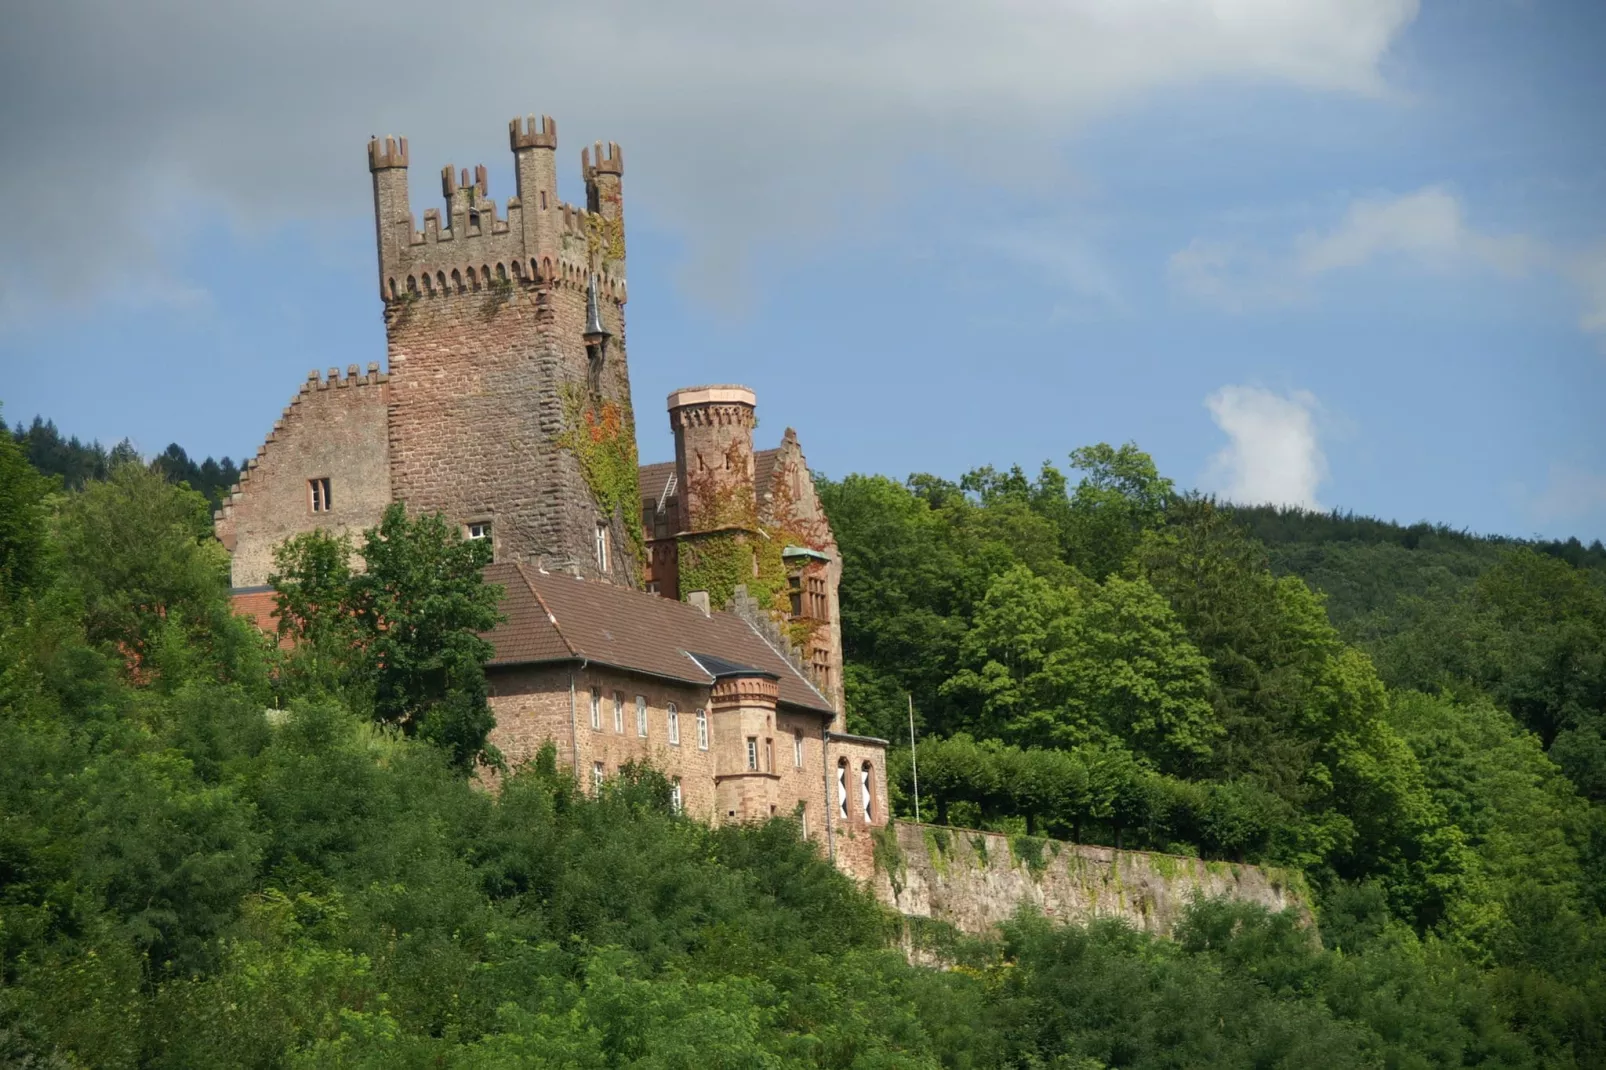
[482,563,834,716]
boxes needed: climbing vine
[584,213,625,264]
[554,382,645,567]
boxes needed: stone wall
[215,365,392,588]
[383,278,637,583]
[868,822,1308,938]
[485,664,839,845]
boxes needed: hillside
[1,424,1603,1066]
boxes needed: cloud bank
[0,0,1418,318]
[1171,186,1606,343]
[1203,385,1327,509]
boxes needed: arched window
[861,762,874,823]
[667,702,680,745]
[836,759,849,821]
[793,729,804,768]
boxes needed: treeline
[821,446,1606,1061]
[12,414,241,506]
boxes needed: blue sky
[1,0,1602,541]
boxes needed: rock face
[868,822,1309,937]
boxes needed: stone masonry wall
[383,278,638,582]
[486,664,839,849]
[825,733,892,881]
[869,822,1309,938]
[215,365,391,588]
[760,432,845,715]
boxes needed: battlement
[368,135,408,171]
[510,114,557,151]
[369,113,626,302]
[582,141,623,178]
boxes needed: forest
[1,415,1603,1067]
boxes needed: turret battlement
[582,141,623,178]
[367,135,408,171]
[509,114,557,151]
[368,113,626,303]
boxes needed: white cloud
[1569,241,1606,338]
[1525,463,1606,526]
[1170,186,1606,341]
[0,0,1419,316]
[1203,385,1327,508]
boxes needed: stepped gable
[483,562,834,715]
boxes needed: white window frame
[861,763,874,823]
[837,762,849,821]
[595,521,610,572]
[636,694,648,738]
[746,737,758,771]
[590,687,601,731]
[696,708,708,750]
[465,521,491,542]
[666,701,679,745]
[793,729,804,768]
[670,778,683,814]
[592,761,604,790]
[613,692,624,734]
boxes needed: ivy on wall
[584,213,625,265]
[554,383,645,567]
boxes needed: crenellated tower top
[366,113,626,304]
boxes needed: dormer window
[466,521,491,542]
[308,478,332,513]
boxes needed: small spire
[584,274,610,343]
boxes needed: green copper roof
[781,545,831,562]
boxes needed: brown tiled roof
[482,563,834,716]
[753,448,779,498]
[638,461,675,510]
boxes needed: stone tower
[669,385,758,534]
[367,117,638,581]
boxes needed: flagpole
[908,693,921,824]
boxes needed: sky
[1,0,1603,543]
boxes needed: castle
[214,114,888,877]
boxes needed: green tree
[271,503,504,769]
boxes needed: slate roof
[481,563,834,716]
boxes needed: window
[746,737,758,771]
[807,575,829,622]
[793,729,804,768]
[861,762,874,822]
[666,702,679,745]
[765,738,773,772]
[799,801,808,839]
[308,477,332,513]
[636,694,648,738]
[788,574,803,617]
[595,521,610,572]
[590,687,601,731]
[837,761,849,821]
[592,761,604,790]
[612,691,624,734]
[670,778,683,813]
[696,708,708,750]
[466,521,491,541]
